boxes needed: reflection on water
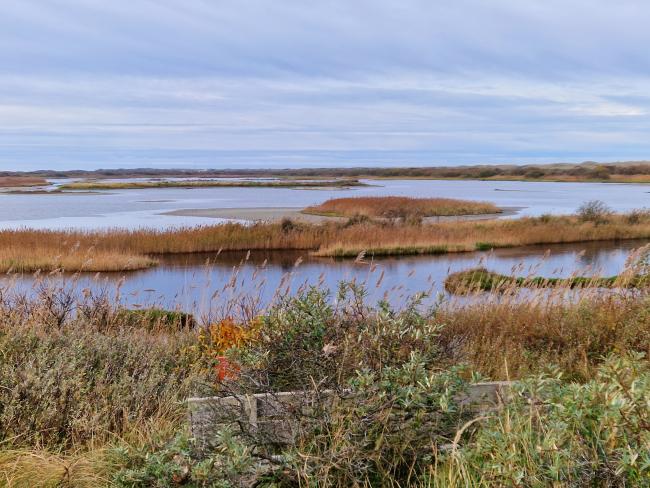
[2,239,648,315]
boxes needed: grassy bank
[0,246,157,273]
[444,267,650,294]
[310,211,650,257]
[60,178,365,190]
[0,283,648,486]
[3,211,650,272]
[303,196,500,219]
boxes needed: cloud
[2,0,650,169]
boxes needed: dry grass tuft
[0,448,115,488]
[436,294,650,380]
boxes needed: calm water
[0,179,648,229]
[2,179,648,312]
[5,239,647,315]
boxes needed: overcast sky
[3,0,650,170]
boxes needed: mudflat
[162,207,344,223]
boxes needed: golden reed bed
[303,196,500,218]
[1,211,650,272]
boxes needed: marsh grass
[0,176,48,187]
[0,246,157,273]
[310,213,650,257]
[444,267,650,294]
[3,212,650,272]
[303,196,500,219]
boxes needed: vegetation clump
[577,199,613,223]
[444,267,650,294]
[304,196,500,220]
[0,176,48,187]
[0,246,157,273]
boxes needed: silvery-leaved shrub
[440,354,649,486]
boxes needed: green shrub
[0,297,212,448]
[111,430,255,488]
[281,356,472,486]
[236,285,441,392]
[432,354,650,486]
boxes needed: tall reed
[2,212,650,271]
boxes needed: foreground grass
[59,178,364,190]
[3,211,650,272]
[0,282,648,486]
[303,196,500,219]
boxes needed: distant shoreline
[3,161,650,184]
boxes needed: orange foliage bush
[198,317,262,381]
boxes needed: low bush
[430,354,650,486]
[626,208,650,225]
[231,285,441,393]
[578,199,612,223]
[0,290,213,448]
[109,355,650,487]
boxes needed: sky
[3,0,650,170]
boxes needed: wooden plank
[187,382,513,449]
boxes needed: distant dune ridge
[4,160,650,183]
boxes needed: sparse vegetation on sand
[59,178,365,190]
[0,280,648,486]
[303,196,500,219]
[3,209,650,271]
